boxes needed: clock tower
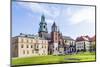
[38,14,48,38]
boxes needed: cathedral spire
[52,21,58,32]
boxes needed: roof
[15,33,45,40]
[76,35,90,42]
[13,33,74,41]
[41,33,51,40]
[52,22,57,27]
[90,35,96,41]
[62,36,74,40]
[43,34,74,41]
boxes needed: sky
[12,1,95,39]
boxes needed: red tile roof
[76,35,96,42]
[76,36,90,42]
[90,35,96,41]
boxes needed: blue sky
[12,1,95,39]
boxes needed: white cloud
[46,19,54,24]
[69,7,95,24]
[17,2,61,23]
[18,2,49,15]
[17,2,95,26]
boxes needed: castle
[11,15,95,57]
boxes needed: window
[21,44,23,48]
[41,35,42,38]
[23,50,25,54]
[32,50,34,53]
[27,45,29,48]
[42,45,43,48]
[44,26,45,28]
[55,37,57,40]
[31,40,33,43]
[15,45,17,48]
[53,45,54,48]
[21,39,23,42]
[45,45,46,48]
[42,41,44,43]
[36,51,38,53]
[84,42,85,45]
[27,40,28,43]
[27,50,29,54]
[65,40,66,43]
[56,47,58,50]
[37,45,38,48]
[43,50,45,53]
[31,45,33,48]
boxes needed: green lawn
[12,52,96,66]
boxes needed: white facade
[11,37,48,57]
[53,43,59,55]
[64,40,75,46]
[76,41,90,51]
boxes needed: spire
[52,21,58,32]
[38,14,48,33]
[41,14,45,23]
[52,21,57,27]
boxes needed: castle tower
[51,22,59,43]
[51,21,59,55]
[38,14,48,38]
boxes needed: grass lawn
[12,52,96,66]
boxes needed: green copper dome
[38,14,48,33]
